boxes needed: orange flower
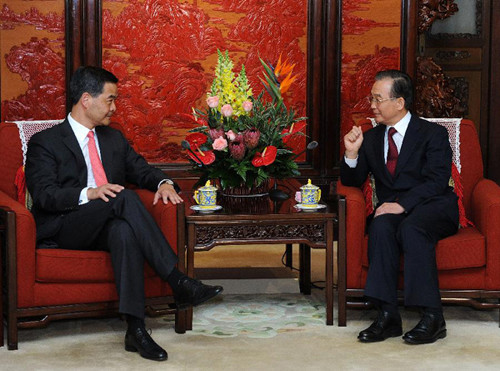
[274,54,295,77]
[278,72,297,95]
[274,54,297,95]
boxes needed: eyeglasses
[366,96,397,105]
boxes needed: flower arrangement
[184,50,306,191]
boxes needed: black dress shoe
[403,312,446,345]
[125,326,168,361]
[175,276,223,309]
[358,311,403,343]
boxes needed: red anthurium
[186,132,207,150]
[252,146,277,167]
[282,121,306,144]
[179,113,208,127]
[188,148,216,165]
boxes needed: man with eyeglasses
[341,70,459,344]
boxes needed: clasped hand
[374,202,405,217]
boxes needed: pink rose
[221,104,233,117]
[212,136,228,151]
[226,130,236,141]
[206,96,219,108]
[242,100,253,112]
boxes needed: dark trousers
[364,196,458,309]
[53,189,178,318]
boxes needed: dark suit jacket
[340,115,457,216]
[25,119,172,241]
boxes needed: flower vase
[219,180,271,213]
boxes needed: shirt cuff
[344,156,358,168]
[157,178,173,189]
[79,187,90,205]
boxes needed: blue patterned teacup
[300,179,321,207]
[194,180,217,208]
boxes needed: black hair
[69,66,118,106]
[375,70,413,110]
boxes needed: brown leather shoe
[403,312,447,345]
[358,311,403,343]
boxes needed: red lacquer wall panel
[341,0,400,153]
[0,2,66,121]
[102,0,308,163]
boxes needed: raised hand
[344,125,364,159]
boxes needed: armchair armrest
[337,181,367,237]
[336,181,368,288]
[0,190,37,307]
[470,179,500,286]
[134,189,181,255]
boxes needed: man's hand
[374,202,405,218]
[87,183,124,202]
[153,183,183,205]
[344,125,364,159]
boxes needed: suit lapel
[394,115,421,176]
[372,125,392,181]
[60,120,87,185]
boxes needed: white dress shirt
[67,113,103,205]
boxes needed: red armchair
[0,122,186,350]
[337,119,500,326]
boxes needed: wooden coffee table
[183,180,338,328]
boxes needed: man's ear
[396,97,406,111]
[80,92,93,109]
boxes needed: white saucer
[294,203,327,212]
[190,205,222,213]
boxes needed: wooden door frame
[401,0,500,184]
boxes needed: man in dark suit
[25,66,223,361]
[341,70,459,344]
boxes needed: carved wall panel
[416,0,488,132]
[415,57,463,118]
[428,0,482,39]
[101,0,308,164]
[415,0,492,177]
[340,0,401,155]
[0,2,66,121]
[418,0,458,33]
